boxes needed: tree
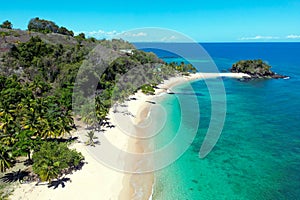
[0,144,13,172]
[231,59,275,77]
[57,26,74,36]
[141,84,155,95]
[85,130,99,147]
[12,130,41,162]
[0,20,12,29]
[0,73,80,172]
[32,142,84,182]
[74,33,86,44]
[78,33,85,39]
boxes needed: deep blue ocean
[135,43,300,200]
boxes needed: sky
[1,0,300,42]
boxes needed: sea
[134,43,300,200]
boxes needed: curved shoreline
[120,72,250,200]
[9,73,249,200]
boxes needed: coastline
[117,72,250,200]
[9,72,249,200]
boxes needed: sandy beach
[10,72,249,200]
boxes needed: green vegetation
[0,31,10,38]
[141,84,155,95]
[0,20,12,29]
[0,18,197,194]
[231,59,272,75]
[1,35,88,90]
[75,33,86,40]
[0,146,13,173]
[231,59,287,79]
[73,47,196,128]
[100,38,134,50]
[32,142,84,182]
[85,130,99,147]
[0,75,75,169]
[57,26,74,37]
[27,17,73,36]
[174,62,197,74]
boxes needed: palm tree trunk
[27,149,31,161]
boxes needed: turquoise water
[139,43,300,199]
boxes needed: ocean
[134,43,300,200]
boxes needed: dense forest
[0,18,196,198]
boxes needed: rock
[272,74,289,79]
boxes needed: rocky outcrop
[230,59,288,80]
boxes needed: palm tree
[58,109,74,138]
[13,130,39,162]
[32,142,63,183]
[80,102,97,129]
[32,142,84,183]
[19,99,40,137]
[0,111,13,135]
[85,130,99,147]
[0,144,13,172]
[95,97,109,128]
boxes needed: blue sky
[1,0,300,42]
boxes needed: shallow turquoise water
[153,77,300,200]
[135,42,300,199]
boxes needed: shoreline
[9,72,249,200]
[118,72,250,200]
[118,72,250,199]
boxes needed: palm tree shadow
[0,169,30,183]
[46,137,79,143]
[48,177,71,189]
[24,159,34,166]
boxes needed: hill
[0,18,196,185]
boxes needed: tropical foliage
[2,36,87,84]
[85,131,99,147]
[32,142,84,182]
[0,145,13,173]
[0,20,12,29]
[75,50,197,127]
[0,18,197,176]
[231,59,275,76]
[0,75,75,171]
[141,84,155,95]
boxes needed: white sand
[10,72,249,200]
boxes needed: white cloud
[74,30,123,39]
[76,30,147,40]
[160,35,177,42]
[131,32,147,37]
[239,35,280,41]
[122,32,148,37]
[286,34,300,39]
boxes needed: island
[230,59,288,80]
